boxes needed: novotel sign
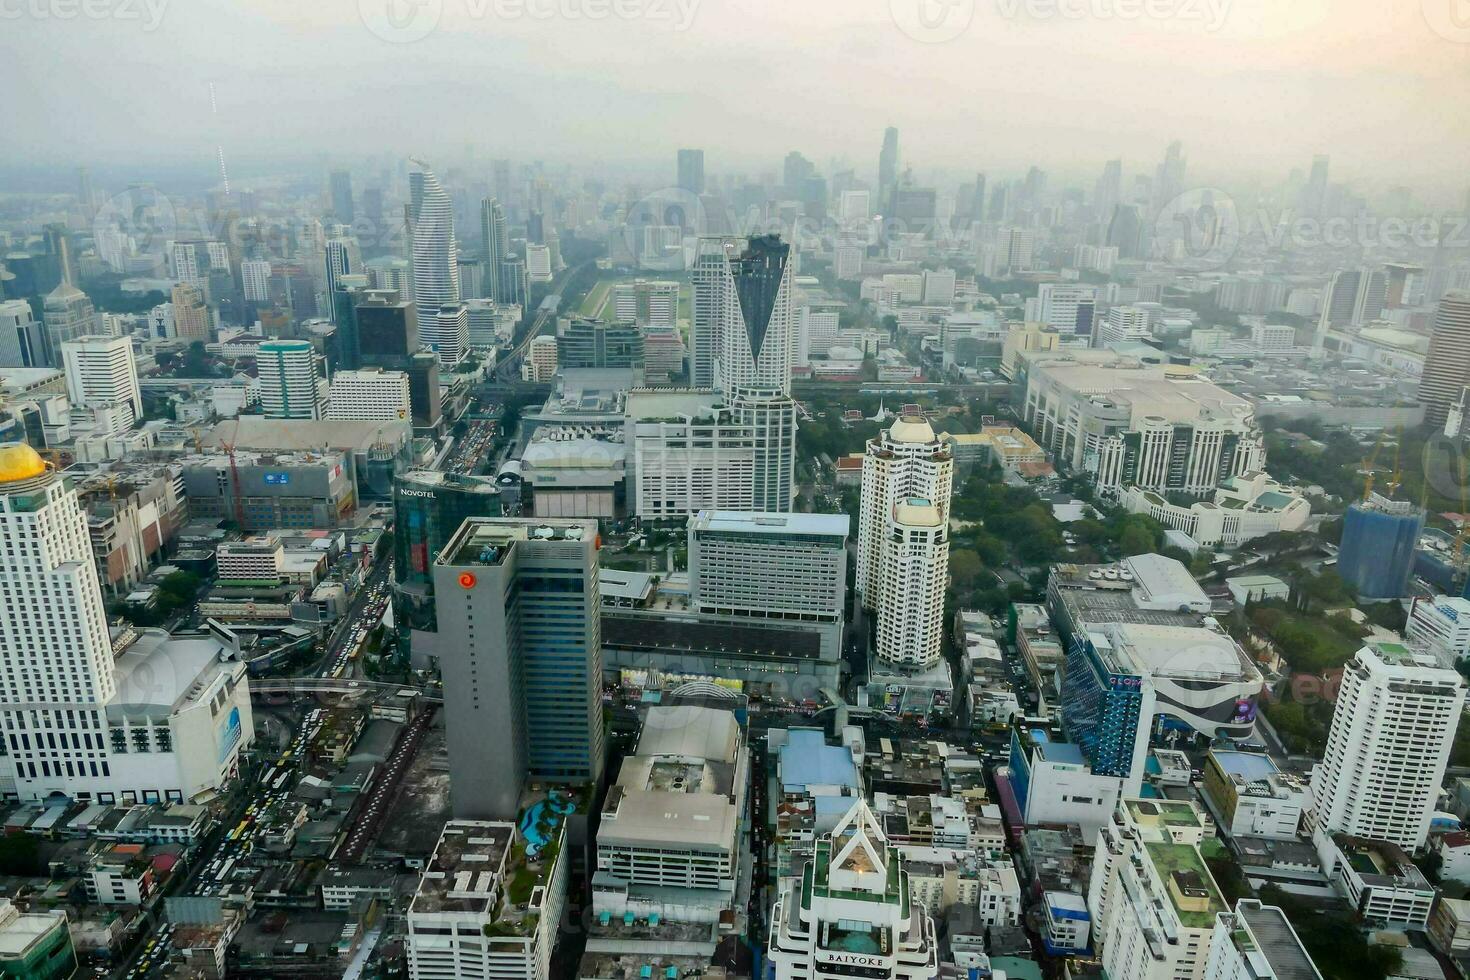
[398,488,436,499]
[819,952,887,968]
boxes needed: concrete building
[1204,899,1321,980]
[613,279,678,327]
[61,335,141,431]
[1199,751,1306,841]
[1089,798,1224,980]
[179,448,356,531]
[0,900,75,980]
[432,518,604,819]
[327,368,411,421]
[1407,596,1470,663]
[407,819,567,980]
[257,339,322,420]
[1309,640,1465,852]
[1323,834,1435,927]
[687,510,847,632]
[593,705,746,924]
[522,335,558,382]
[41,283,102,366]
[1416,290,1470,427]
[1122,472,1311,550]
[1022,359,1263,498]
[856,415,953,611]
[766,798,938,980]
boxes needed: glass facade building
[1059,634,1148,781]
[1339,494,1425,599]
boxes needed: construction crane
[1360,429,1389,502]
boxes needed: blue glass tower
[1339,494,1425,599]
[1059,634,1148,783]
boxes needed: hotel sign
[820,952,886,968]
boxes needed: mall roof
[780,730,858,792]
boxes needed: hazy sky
[4,0,1468,200]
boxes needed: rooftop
[690,510,850,538]
[439,517,596,567]
[1146,842,1226,928]
[411,820,513,915]
[1234,900,1323,980]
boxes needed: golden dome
[0,443,47,483]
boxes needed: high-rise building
[169,240,231,292]
[1095,159,1122,225]
[328,169,354,223]
[688,510,848,628]
[612,279,678,327]
[767,798,937,980]
[61,335,142,429]
[170,283,210,341]
[1089,797,1224,980]
[556,317,641,370]
[0,444,253,803]
[257,339,322,419]
[479,197,508,304]
[364,255,412,297]
[878,126,899,206]
[392,470,502,668]
[432,518,605,819]
[1315,267,1387,344]
[499,254,528,308]
[323,238,361,323]
[241,259,272,303]
[520,335,557,382]
[327,368,411,421]
[0,899,76,980]
[1032,283,1098,336]
[40,283,101,366]
[0,299,46,367]
[1419,291,1470,427]
[407,163,460,324]
[677,147,705,195]
[356,289,419,366]
[421,302,468,366]
[857,416,953,670]
[1309,640,1465,851]
[525,243,552,284]
[1106,204,1144,260]
[1338,492,1425,599]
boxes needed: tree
[1119,522,1156,557]
[949,550,983,590]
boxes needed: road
[492,260,601,383]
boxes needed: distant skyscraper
[433,517,605,819]
[1419,291,1470,427]
[677,148,705,195]
[257,339,322,419]
[61,335,142,429]
[1310,640,1465,851]
[878,126,899,207]
[1302,154,1330,217]
[1095,159,1122,224]
[479,198,508,304]
[1152,140,1186,214]
[0,300,44,368]
[241,259,272,303]
[857,415,953,669]
[329,169,354,223]
[40,283,101,366]
[323,238,360,323]
[406,162,460,325]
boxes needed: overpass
[250,677,442,704]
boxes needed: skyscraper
[323,238,360,323]
[857,416,954,669]
[328,169,354,223]
[1094,158,1122,224]
[40,283,101,366]
[1309,640,1465,851]
[878,126,899,207]
[421,302,468,366]
[61,335,142,429]
[257,339,322,419]
[479,197,508,304]
[0,299,46,368]
[677,148,705,195]
[767,798,937,979]
[1151,139,1186,214]
[433,518,605,819]
[406,162,460,326]
[1419,291,1470,427]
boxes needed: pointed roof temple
[732,233,789,360]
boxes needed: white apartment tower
[241,259,272,303]
[1309,640,1466,852]
[767,798,938,980]
[857,416,953,610]
[423,302,468,366]
[407,162,461,325]
[257,339,322,419]
[874,497,948,669]
[61,335,142,429]
[613,279,679,327]
[327,368,411,421]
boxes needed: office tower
[1204,900,1321,980]
[1383,262,1425,309]
[323,238,360,323]
[1034,284,1098,336]
[456,256,483,299]
[499,254,528,308]
[640,325,684,382]
[612,279,679,327]
[1309,640,1465,851]
[1152,139,1186,214]
[594,705,744,923]
[479,197,508,303]
[169,283,210,341]
[331,275,369,370]
[1419,292,1470,427]
[921,268,956,306]
[878,125,899,206]
[364,255,412,297]
[419,302,467,366]
[40,283,101,366]
[1317,267,1387,341]
[1095,159,1122,224]
[677,147,705,195]
[0,444,253,802]
[392,469,502,665]
[407,819,567,980]
[0,299,45,367]
[61,335,142,428]
[891,185,937,230]
[356,289,419,366]
[1003,227,1035,272]
[406,351,443,429]
[1338,492,1425,599]
[327,368,410,420]
[556,317,641,370]
[838,189,871,226]
[1106,204,1144,260]
[257,339,322,419]
[782,151,816,197]
[1302,154,1330,217]
[241,259,272,303]
[857,415,953,607]
[1096,305,1153,346]
[406,162,460,323]
[834,240,865,280]
[689,238,732,387]
[1089,798,1223,980]
[767,798,937,980]
[525,243,552,283]
[328,169,353,222]
[432,518,605,819]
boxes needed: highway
[492,260,600,383]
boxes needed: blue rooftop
[780,730,859,792]
[1212,750,1279,782]
[1036,741,1085,766]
